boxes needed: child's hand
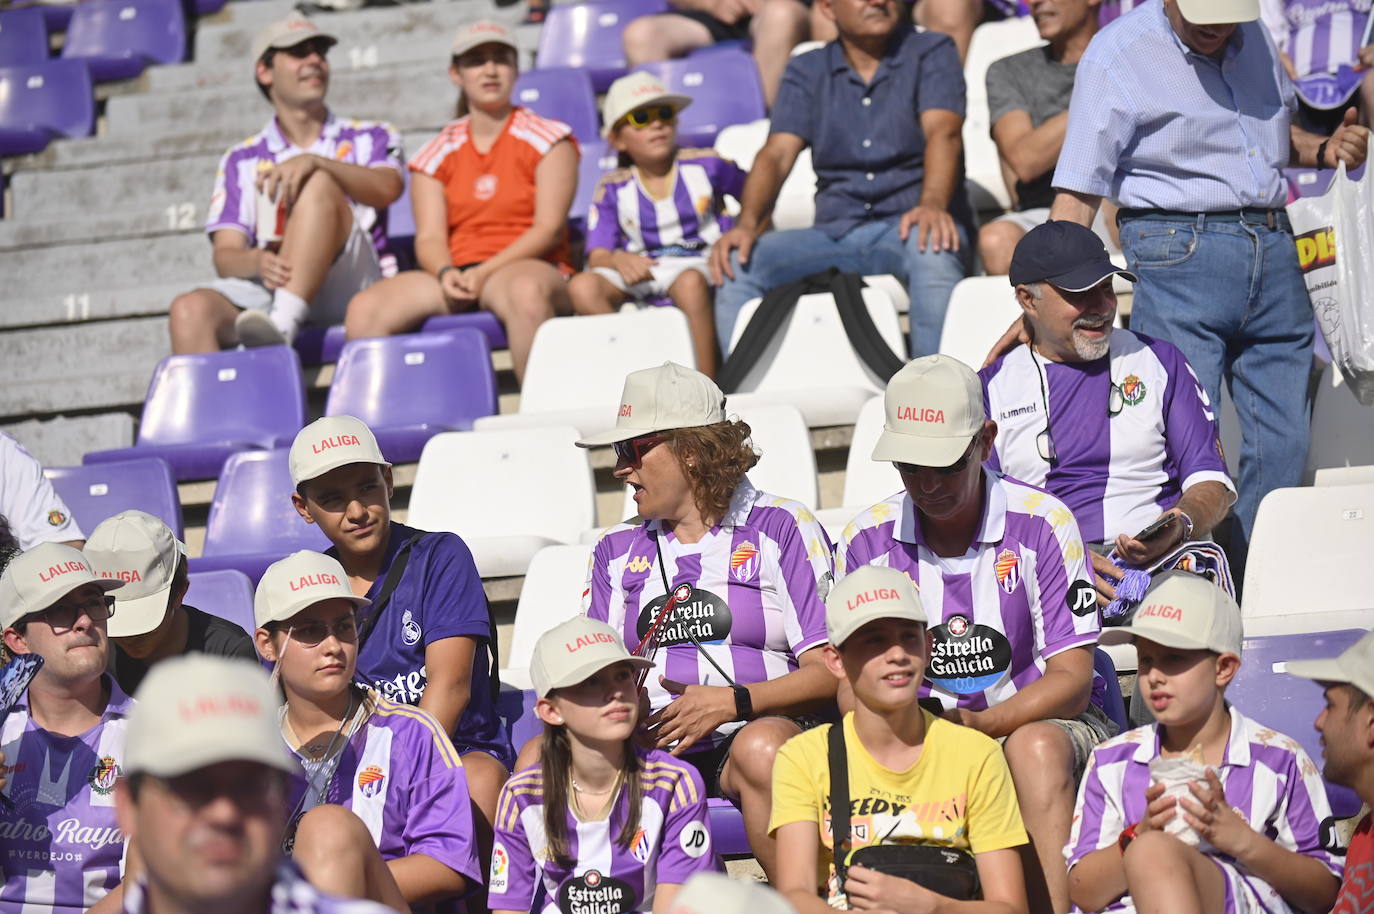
[1181,769,1255,859]
[440,267,474,305]
[612,252,656,286]
[1137,781,1177,834]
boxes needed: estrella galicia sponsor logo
[927,616,1012,694]
[636,587,731,647]
[559,869,636,914]
[1068,580,1097,617]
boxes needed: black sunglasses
[893,436,979,477]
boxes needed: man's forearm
[746,653,835,716]
[736,152,787,232]
[919,129,962,211]
[1175,481,1232,539]
[972,663,1092,738]
[1000,111,1069,185]
[314,157,403,209]
[1289,124,1326,167]
[1049,190,1102,226]
[212,245,261,279]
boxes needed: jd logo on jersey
[560,870,636,914]
[927,616,1012,695]
[636,586,731,647]
[1068,580,1097,617]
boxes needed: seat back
[202,449,331,557]
[634,49,765,148]
[186,568,256,635]
[1093,648,1129,734]
[0,9,48,66]
[135,348,306,449]
[937,276,1021,369]
[61,0,185,67]
[519,309,696,415]
[842,395,903,509]
[715,119,815,231]
[962,17,1044,212]
[514,67,599,144]
[408,427,596,544]
[535,0,667,88]
[1307,363,1374,482]
[0,60,95,142]
[506,544,592,672]
[44,458,183,539]
[569,138,619,230]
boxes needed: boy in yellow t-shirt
[770,565,1031,913]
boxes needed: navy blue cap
[1008,221,1137,291]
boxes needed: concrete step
[0,316,169,418]
[0,413,137,469]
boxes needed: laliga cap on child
[664,873,795,914]
[450,19,518,57]
[84,510,187,639]
[601,71,692,139]
[826,565,928,647]
[872,355,986,469]
[125,654,295,778]
[1098,571,1244,657]
[0,542,122,630]
[530,616,653,698]
[289,415,390,488]
[254,550,370,630]
[1286,629,1374,698]
[577,361,727,447]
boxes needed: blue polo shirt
[328,521,512,767]
[769,27,972,238]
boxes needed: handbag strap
[355,532,426,651]
[828,719,852,890]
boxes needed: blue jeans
[1120,214,1313,552]
[713,217,972,357]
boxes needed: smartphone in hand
[1134,513,1179,543]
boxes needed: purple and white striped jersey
[489,747,721,914]
[1066,709,1342,914]
[583,479,833,750]
[1,676,132,914]
[835,473,1101,713]
[584,150,746,259]
[980,332,1234,545]
[121,861,396,914]
[284,693,482,890]
[205,112,403,252]
[1262,0,1372,79]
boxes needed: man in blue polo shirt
[708,0,973,357]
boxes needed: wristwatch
[1118,823,1139,853]
[732,685,754,722]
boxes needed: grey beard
[1072,325,1111,360]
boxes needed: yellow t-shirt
[769,710,1028,905]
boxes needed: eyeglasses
[1031,349,1127,466]
[280,617,358,647]
[23,595,116,632]
[280,38,332,60]
[612,433,666,468]
[623,105,677,130]
[893,437,979,477]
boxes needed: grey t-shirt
[986,46,1078,211]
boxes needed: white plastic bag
[1287,163,1374,404]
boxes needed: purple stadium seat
[422,311,509,351]
[44,458,183,539]
[194,0,228,14]
[295,314,511,368]
[633,50,765,148]
[326,330,498,463]
[0,60,94,155]
[84,347,307,482]
[294,324,348,367]
[568,138,619,231]
[1093,648,1129,734]
[30,3,75,31]
[190,448,332,583]
[535,0,668,91]
[186,568,256,635]
[514,67,600,144]
[1231,628,1367,818]
[61,0,185,83]
[0,9,49,67]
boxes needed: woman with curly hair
[573,360,837,882]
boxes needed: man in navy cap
[980,221,1236,605]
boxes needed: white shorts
[206,217,382,326]
[990,207,1121,256]
[591,255,710,301]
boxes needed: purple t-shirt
[1,676,132,914]
[489,747,721,913]
[328,522,512,767]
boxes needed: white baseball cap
[253,550,370,630]
[125,654,296,778]
[450,19,518,58]
[1286,630,1374,698]
[530,616,653,698]
[871,355,986,468]
[601,71,693,138]
[289,415,390,488]
[826,565,928,647]
[1177,0,1259,25]
[1099,571,1243,656]
[250,14,337,66]
[84,510,187,639]
[576,362,727,447]
[0,542,122,630]
[664,873,795,914]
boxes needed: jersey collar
[895,471,1008,548]
[262,109,338,156]
[1135,703,1251,768]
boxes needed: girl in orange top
[344,20,577,383]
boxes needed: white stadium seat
[1315,465,1374,486]
[962,16,1044,212]
[501,543,591,689]
[1307,362,1374,483]
[407,426,596,578]
[714,118,816,231]
[937,276,1022,368]
[815,395,902,538]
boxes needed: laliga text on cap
[566,631,616,654]
[847,588,902,611]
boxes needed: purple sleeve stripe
[1067,760,1114,865]
[1042,634,1101,657]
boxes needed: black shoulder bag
[827,722,982,903]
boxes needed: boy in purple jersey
[570,72,748,379]
[492,617,720,914]
[167,14,404,353]
[252,550,481,910]
[1067,573,1341,914]
[834,354,1108,914]
[0,543,126,914]
[112,654,397,914]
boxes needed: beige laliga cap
[84,510,187,639]
[530,616,653,698]
[254,550,370,630]
[250,14,337,67]
[1286,630,1374,698]
[1176,0,1259,25]
[871,354,986,468]
[577,361,727,447]
[1099,571,1244,657]
[450,19,518,58]
[289,415,390,488]
[601,71,693,138]
[664,873,795,914]
[826,564,928,647]
[125,654,296,778]
[0,542,122,630]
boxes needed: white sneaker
[235,309,290,348]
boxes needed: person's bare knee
[514,734,542,772]
[461,751,509,826]
[978,221,1025,276]
[293,804,373,890]
[668,269,711,312]
[1003,722,1076,802]
[569,272,619,314]
[492,269,557,329]
[721,718,799,799]
[751,0,808,53]
[169,289,237,353]
[623,14,711,63]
